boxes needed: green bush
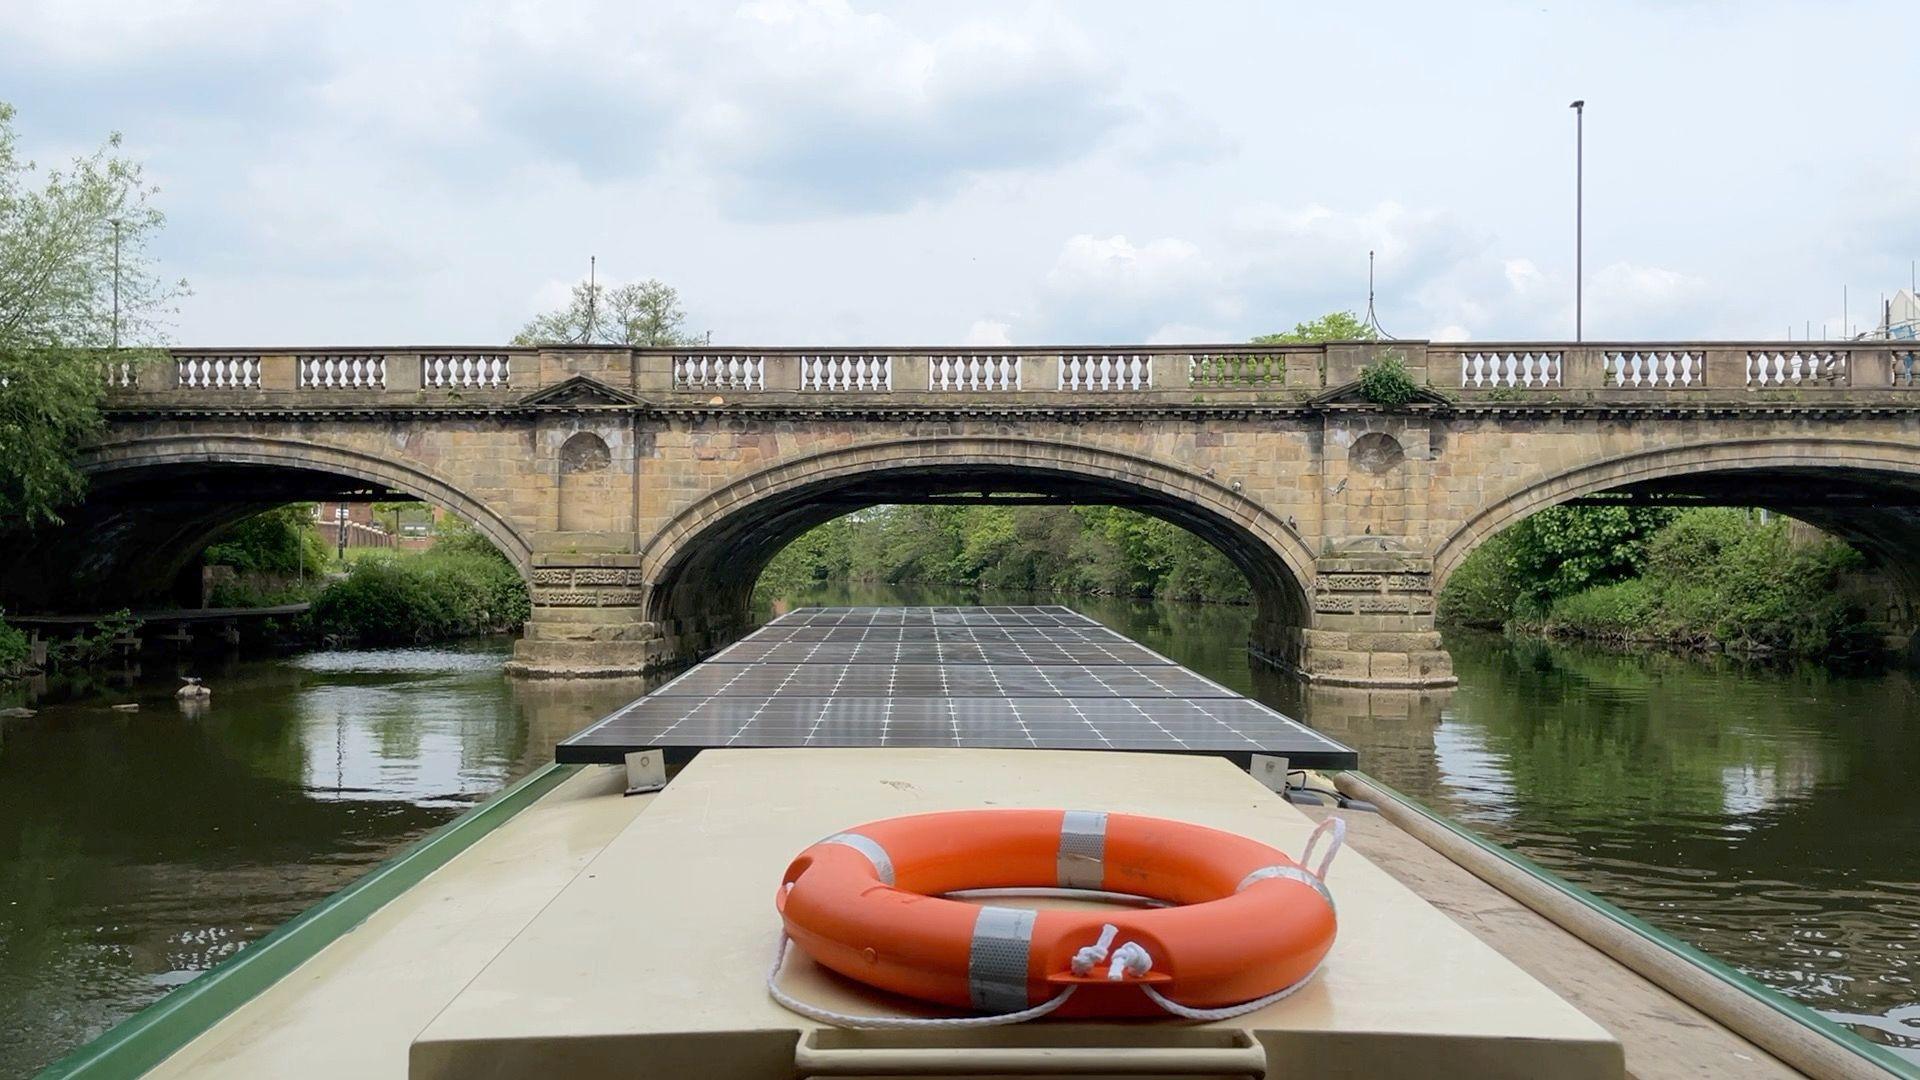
[309,548,529,645]
[206,575,321,609]
[0,609,29,671]
[202,504,329,575]
[1436,533,1520,628]
[1441,506,1876,658]
[1356,353,1420,407]
[1544,578,1662,638]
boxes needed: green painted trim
[1349,770,1919,1079]
[38,761,580,1080]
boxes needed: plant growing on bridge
[0,102,186,527]
[1357,352,1420,407]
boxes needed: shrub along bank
[307,546,529,645]
[1439,507,1876,657]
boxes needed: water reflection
[0,641,648,1077]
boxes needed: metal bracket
[624,749,666,796]
[1250,754,1291,794]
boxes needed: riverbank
[1439,507,1888,661]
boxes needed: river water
[1,588,1915,1073]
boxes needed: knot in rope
[1107,940,1153,981]
[1070,923,1119,976]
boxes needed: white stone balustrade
[423,353,510,389]
[299,353,387,390]
[1746,350,1847,388]
[1458,351,1562,389]
[1059,354,1151,391]
[674,354,765,390]
[800,354,892,391]
[930,354,1019,390]
[1606,350,1704,388]
[176,354,261,389]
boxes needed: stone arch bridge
[10,340,1920,688]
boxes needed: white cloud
[965,320,1014,345]
[1003,205,1716,344]
[5,0,312,64]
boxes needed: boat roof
[407,747,1617,1077]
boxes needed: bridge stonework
[19,339,1919,689]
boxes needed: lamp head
[1569,99,1585,110]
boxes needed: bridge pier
[1293,556,1456,689]
[504,554,661,678]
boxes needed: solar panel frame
[556,606,1357,769]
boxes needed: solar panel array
[555,606,1356,768]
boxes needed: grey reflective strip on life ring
[1237,864,1335,914]
[819,832,894,886]
[1056,810,1108,889]
[968,906,1036,1012]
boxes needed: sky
[5,0,1916,347]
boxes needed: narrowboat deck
[140,749,1817,1079]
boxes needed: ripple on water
[289,644,511,675]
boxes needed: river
[1,587,1915,1073]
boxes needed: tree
[1253,310,1375,344]
[0,101,185,527]
[513,278,702,346]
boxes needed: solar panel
[747,625,1132,643]
[708,639,1174,666]
[556,606,1357,769]
[651,662,1237,699]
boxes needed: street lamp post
[335,504,349,562]
[1569,100,1584,342]
[110,218,123,348]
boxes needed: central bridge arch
[636,436,1318,665]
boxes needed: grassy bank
[1440,507,1877,658]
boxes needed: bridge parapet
[97,341,1920,409]
[1434,342,1920,396]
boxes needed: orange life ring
[775,809,1338,1019]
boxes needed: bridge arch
[636,436,1317,662]
[0,434,534,613]
[77,434,533,571]
[1433,437,1920,609]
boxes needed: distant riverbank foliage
[758,506,1252,604]
[203,504,330,576]
[199,510,531,646]
[1440,507,1873,656]
[305,521,528,645]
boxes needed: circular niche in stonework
[1348,432,1405,475]
[560,432,612,474]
